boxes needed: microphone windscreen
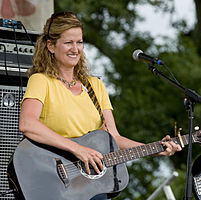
[132,49,143,61]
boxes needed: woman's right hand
[73,144,103,175]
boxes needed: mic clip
[148,64,158,75]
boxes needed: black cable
[11,25,24,139]
[161,62,181,85]
[0,43,8,76]
[12,26,23,86]
[21,23,35,47]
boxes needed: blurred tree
[54,1,201,199]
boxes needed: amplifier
[0,41,34,72]
[0,27,40,86]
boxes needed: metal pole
[163,185,176,200]
[147,171,178,200]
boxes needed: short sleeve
[89,76,113,110]
[22,73,48,104]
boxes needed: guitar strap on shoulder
[85,79,120,193]
[84,80,105,124]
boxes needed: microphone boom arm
[148,64,201,104]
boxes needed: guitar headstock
[193,129,201,144]
[174,123,201,145]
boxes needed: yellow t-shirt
[22,73,113,138]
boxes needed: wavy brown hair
[28,12,89,84]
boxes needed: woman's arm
[102,109,182,156]
[19,98,104,174]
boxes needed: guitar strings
[63,161,106,175]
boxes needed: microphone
[132,49,164,65]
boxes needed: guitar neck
[103,133,195,168]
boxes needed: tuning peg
[174,122,184,148]
[174,122,182,136]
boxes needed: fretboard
[103,133,194,168]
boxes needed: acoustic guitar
[7,129,201,200]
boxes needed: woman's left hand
[158,135,182,156]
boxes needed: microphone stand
[148,64,201,200]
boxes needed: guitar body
[12,130,129,200]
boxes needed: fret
[192,135,195,143]
[124,149,132,161]
[129,149,136,160]
[129,149,137,160]
[119,149,127,163]
[116,150,124,162]
[150,142,158,154]
[103,155,109,167]
[124,149,130,161]
[146,143,154,155]
[155,142,164,153]
[115,151,124,163]
[105,153,113,166]
[181,135,186,145]
[132,146,140,159]
[136,145,143,158]
[140,145,148,157]
[110,152,118,165]
[183,135,188,145]
[120,149,128,162]
[106,153,112,162]
[128,148,136,160]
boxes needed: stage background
[0,0,54,32]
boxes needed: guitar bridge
[56,158,69,188]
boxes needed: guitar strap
[85,79,120,193]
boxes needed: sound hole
[79,161,102,175]
[77,161,107,179]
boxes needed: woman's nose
[70,43,79,51]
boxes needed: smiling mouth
[68,54,77,58]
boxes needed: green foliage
[54,0,201,199]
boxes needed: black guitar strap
[84,80,105,123]
[85,79,120,193]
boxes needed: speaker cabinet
[0,85,25,199]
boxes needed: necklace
[60,77,77,88]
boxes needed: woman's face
[48,27,84,69]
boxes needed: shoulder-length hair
[28,12,89,84]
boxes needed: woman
[18,12,181,200]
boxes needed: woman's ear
[46,40,55,54]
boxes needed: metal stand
[147,64,201,199]
[147,171,178,200]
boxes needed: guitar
[7,129,201,200]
